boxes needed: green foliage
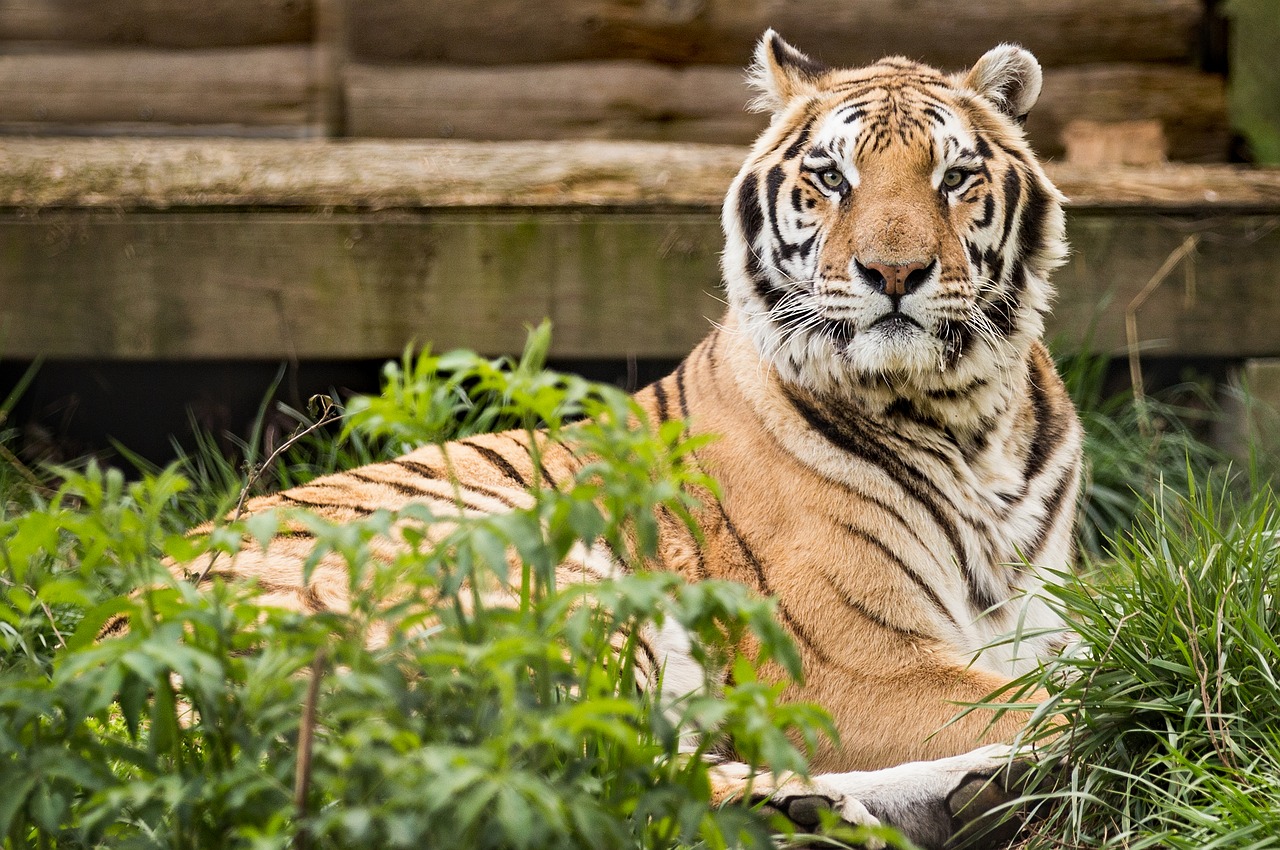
[1224,0,1280,165]
[0,327,832,850]
[1054,347,1221,560]
[1002,478,1280,848]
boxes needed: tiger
[150,31,1084,849]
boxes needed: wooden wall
[0,0,1233,162]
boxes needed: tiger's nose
[858,259,934,297]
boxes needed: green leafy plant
[0,328,844,849]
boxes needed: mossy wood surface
[3,140,1278,361]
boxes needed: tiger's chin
[840,323,949,380]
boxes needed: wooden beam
[0,0,313,47]
[346,0,1202,69]
[0,48,321,136]
[3,139,1277,212]
[3,208,1279,361]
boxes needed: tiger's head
[723,32,1067,408]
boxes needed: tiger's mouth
[869,311,924,330]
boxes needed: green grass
[993,476,1280,849]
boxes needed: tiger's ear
[748,29,828,113]
[962,44,1043,123]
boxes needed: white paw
[810,745,1038,850]
[766,775,886,848]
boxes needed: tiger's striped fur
[162,33,1084,848]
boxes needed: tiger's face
[723,32,1067,399]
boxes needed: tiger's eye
[942,168,966,190]
[820,169,845,189]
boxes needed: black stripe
[1022,369,1063,484]
[841,523,957,629]
[720,510,834,665]
[278,492,377,517]
[651,378,671,421]
[785,390,998,612]
[503,433,559,489]
[300,584,328,613]
[383,459,514,511]
[350,470,436,500]
[674,360,690,418]
[846,489,934,559]
[920,105,948,126]
[764,165,788,251]
[983,263,1025,338]
[781,115,814,160]
[462,440,529,489]
[1017,176,1052,260]
[735,175,781,308]
[923,377,989,400]
[996,169,1023,256]
[974,194,995,229]
[660,504,710,582]
[391,457,441,479]
[819,566,932,641]
[1026,463,1078,563]
[611,622,662,683]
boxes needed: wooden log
[0,47,321,136]
[346,0,1203,69]
[342,62,1229,161]
[3,208,1280,361]
[343,62,765,146]
[1028,64,1229,163]
[0,0,312,47]
[3,139,1279,212]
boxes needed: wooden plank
[0,47,321,136]
[3,209,1280,361]
[0,211,728,360]
[0,0,312,47]
[342,61,1228,161]
[3,139,1276,212]
[346,0,1202,69]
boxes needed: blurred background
[0,0,1277,468]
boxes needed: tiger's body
[169,33,1083,848]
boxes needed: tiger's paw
[757,778,886,848]
[803,745,1047,850]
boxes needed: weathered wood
[4,139,1277,212]
[1062,121,1167,167]
[0,0,312,47]
[0,48,321,136]
[343,62,762,145]
[0,211,728,360]
[346,0,1202,69]
[1028,64,1229,163]
[342,61,1227,160]
[3,208,1279,361]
